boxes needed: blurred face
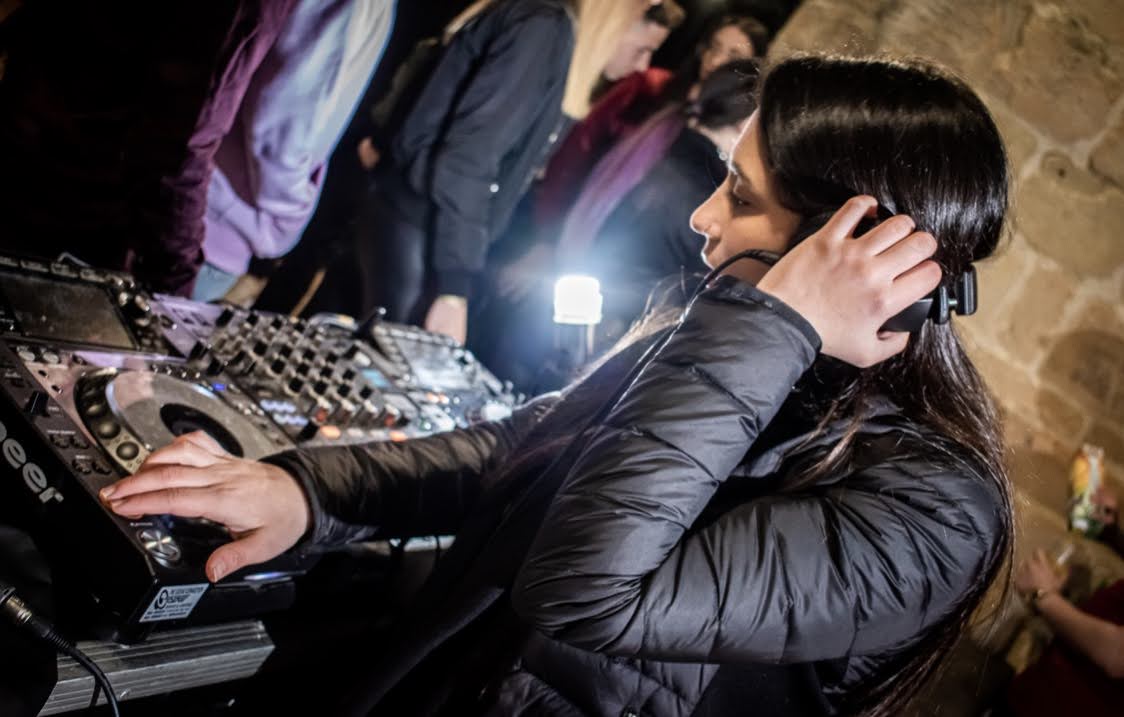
[699,25,755,81]
[691,112,801,281]
[603,20,670,82]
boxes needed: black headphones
[744,198,979,334]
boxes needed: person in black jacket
[303,0,657,344]
[102,55,1014,717]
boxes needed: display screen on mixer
[410,364,473,392]
[0,272,136,349]
[361,367,392,389]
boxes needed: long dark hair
[757,55,1013,716]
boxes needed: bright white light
[553,275,602,326]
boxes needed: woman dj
[101,55,1014,717]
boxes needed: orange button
[389,430,408,442]
[318,425,342,440]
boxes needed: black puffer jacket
[267,278,1004,716]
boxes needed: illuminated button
[389,430,408,442]
[137,528,182,566]
[94,420,120,439]
[83,400,108,418]
[318,425,342,441]
[116,442,140,460]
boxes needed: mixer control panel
[0,253,517,637]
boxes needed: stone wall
[771,0,1124,515]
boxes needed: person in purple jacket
[194,0,396,302]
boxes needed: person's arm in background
[1091,486,1124,557]
[202,0,394,277]
[1015,549,1124,679]
[415,7,574,342]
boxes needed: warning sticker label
[139,584,209,623]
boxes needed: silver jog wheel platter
[74,369,283,473]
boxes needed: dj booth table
[41,621,273,715]
[32,536,450,715]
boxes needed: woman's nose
[690,192,721,237]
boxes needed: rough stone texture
[1066,0,1124,46]
[1088,421,1124,470]
[1006,412,1072,514]
[769,0,887,56]
[1036,387,1090,444]
[992,8,1122,144]
[968,344,1038,419]
[1041,328,1122,412]
[879,0,1027,93]
[1091,113,1124,188]
[1000,262,1078,362]
[774,0,1124,520]
[1017,152,1124,277]
[971,236,1033,335]
[983,95,1040,177]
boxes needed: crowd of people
[1,2,1121,716]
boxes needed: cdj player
[0,255,516,641]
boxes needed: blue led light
[211,383,227,392]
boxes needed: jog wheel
[75,369,281,474]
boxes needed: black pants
[305,186,431,324]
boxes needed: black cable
[87,680,102,713]
[0,582,121,717]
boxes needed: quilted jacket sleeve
[264,393,558,546]
[511,278,1003,663]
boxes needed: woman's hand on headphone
[756,196,942,368]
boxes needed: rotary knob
[188,340,211,362]
[216,307,236,327]
[137,528,182,567]
[205,357,227,376]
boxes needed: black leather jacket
[267,279,1005,716]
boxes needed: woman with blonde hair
[305,0,655,344]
